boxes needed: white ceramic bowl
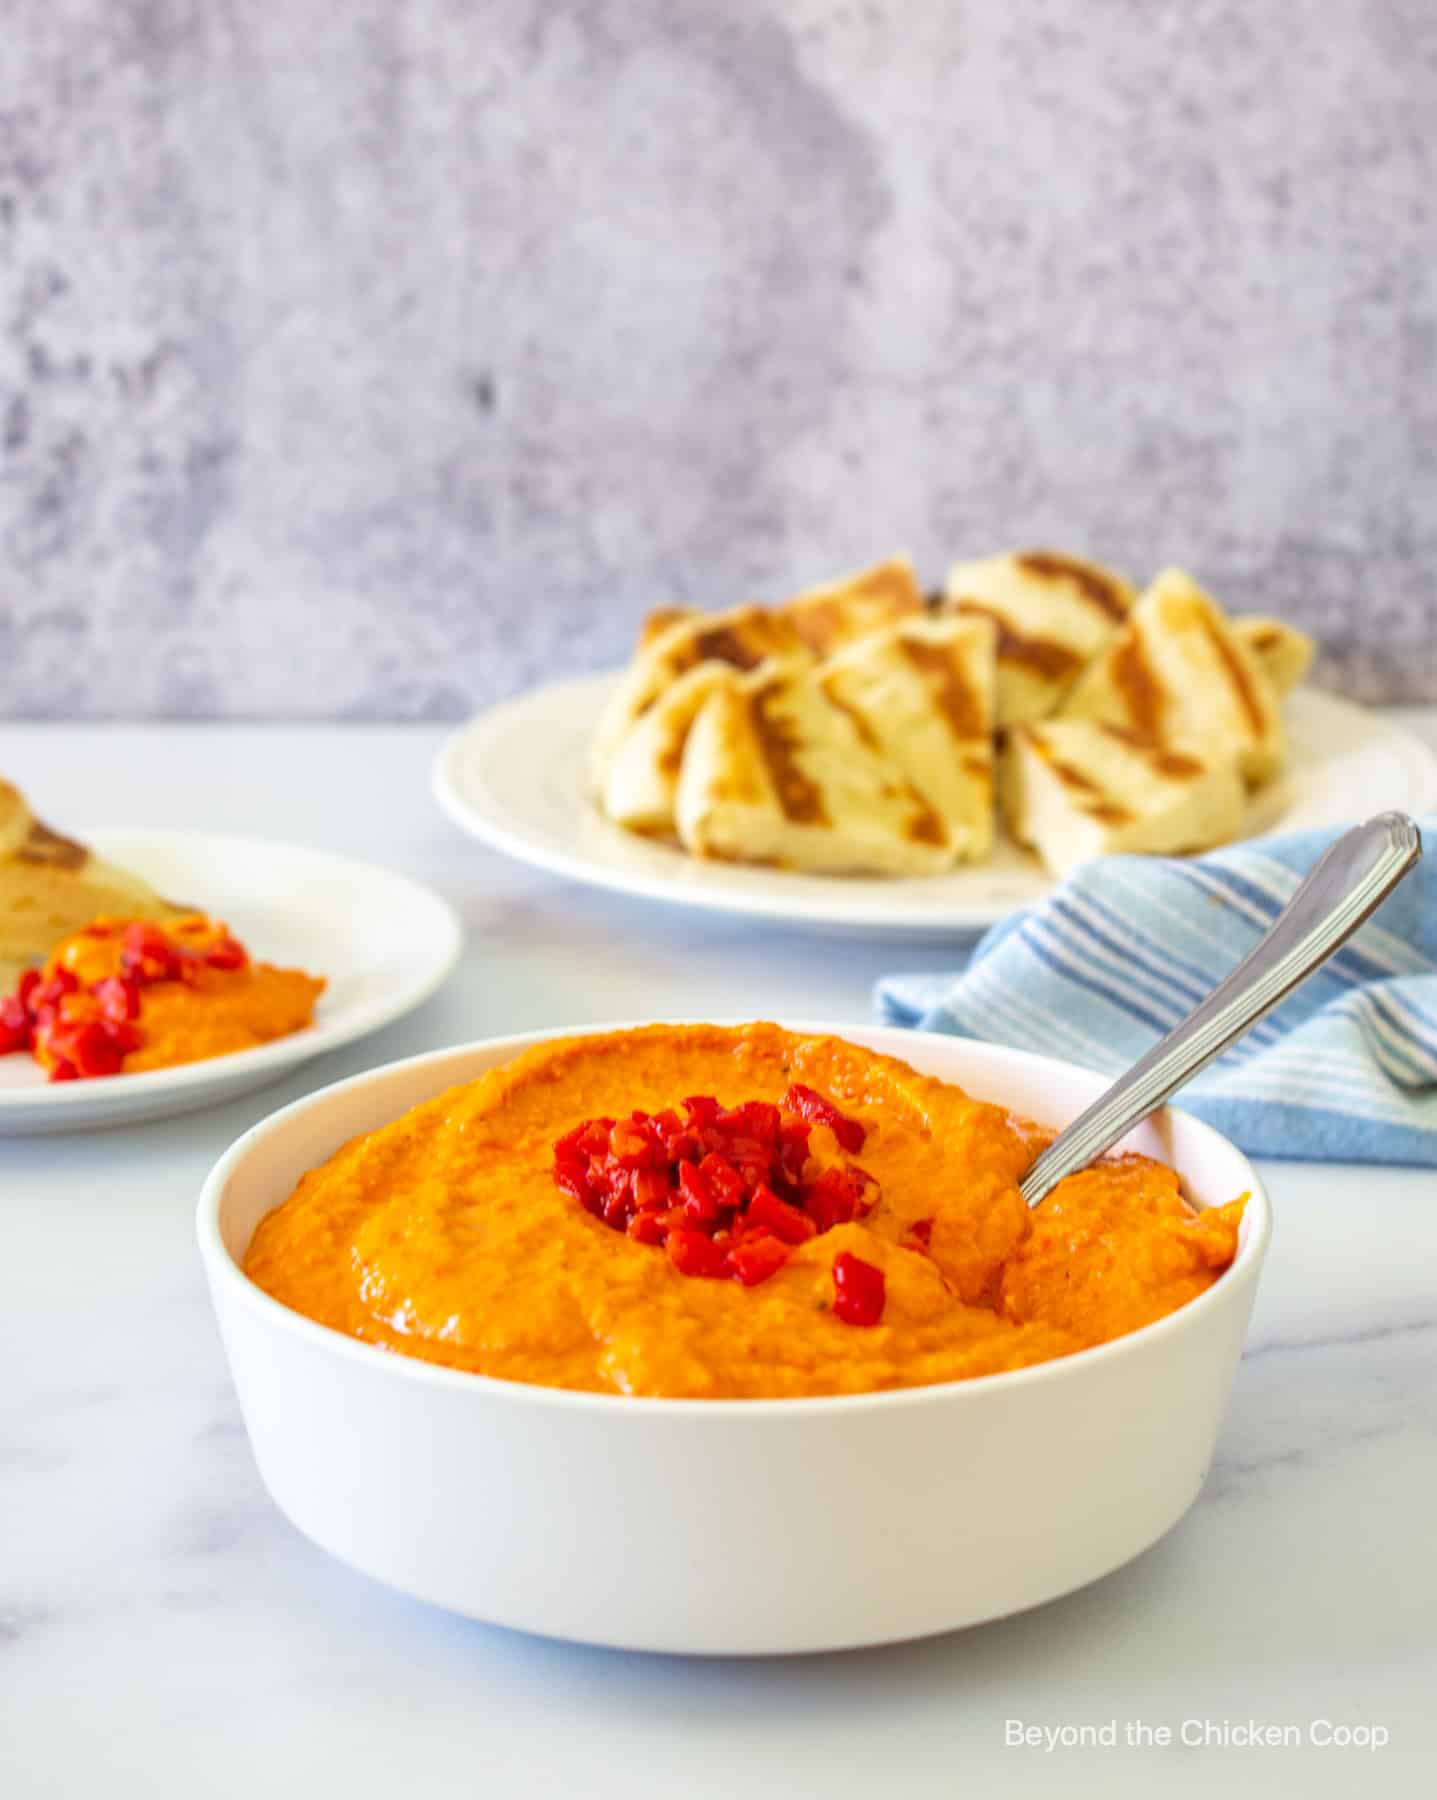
[198,1024,1271,1656]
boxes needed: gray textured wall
[2,0,1434,720]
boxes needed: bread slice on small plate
[1001,720,1247,879]
[590,604,812,790]
[942,550,1135,727]
[1059,568,1287,784]
[1233,616,1316,696]
[780,556,925,657]
[0,779,186,986]
[818,613,998,862]
[675,660,958,875]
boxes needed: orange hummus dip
[244,1025,1246,1400]
[22,915,325,1078]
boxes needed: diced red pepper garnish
[203,935,248,971]
[831,1252,886,1327]
[555,1117,614,1159]
[802,1162,878,1233]
[730,1231,790,1287]
[746,1184,817,1245]
[27,967,80,1024]
[0,993,31,1054]
[631,1166,669,1211]
[677,1159,719,1224]
[69,1023,129,1077]
[904,1217,934,1253]
[551,1089,883,1311]
[781,1083,866,1152]
[91,976,142,1023]
[666,1229,732,1280]
[1,915,258,1082]
[120,922,183,984]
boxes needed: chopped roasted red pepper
[27,967,79,1024]
[91,975,142,1023]
[730,1231,790,1287]
[782,1082,866,1152]
[551,1089,884,1313]
[0,993,31,1054]
[42,1019,132,1079]
[677,1159,719,1223]
[745,1184,817,1245]
[120,922,182,984]
[666,1228,732,1280]
[1,915,263,1083]
[802,1162,878,1233]
[831,1252,886,1327]
[203,935,248,971]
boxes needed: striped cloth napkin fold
[875,818,1437,1164]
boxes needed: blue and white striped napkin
[876,819,1437,1164]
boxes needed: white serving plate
[199,1023,1271,1656]
[0,831,462,1134]
[434,676,1437,941]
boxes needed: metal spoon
[1019,810,1423,1208]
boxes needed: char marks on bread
[1001,720,1247,878]
[780,556,925,658]
[675,660,958,876]
[1232,616,1316,697]
[1058,568,1286,785]
[941,550,1136,728]
[818,613,998,864]
[589,604,813,793]
[592,552,1312,878]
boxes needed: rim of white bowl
[197,1020,1273,1417]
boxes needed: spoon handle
[1018,811,1423,1208]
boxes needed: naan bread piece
[942,550,1135,727]
[1059,569,1287,785]
[590,604,812,789]
[599,661,736,836]
[637,606,698,650]
[1233,616,1315,697]
[818,613,997,863]
[0,779,186,987]
[675,662,957,876]
[780,556,924,657]
[1001,721,1246,879]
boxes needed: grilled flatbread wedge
[780,556,924,657]
[1059,569,1286,784]
[590,605,811,790]
[818,613,997,862]
[675,662,957,875]
[0,779,185,987]
[1233,616,1315,697]
[943,550,1135,727]
[1001,721,1246,878]
[599,661,738,836]
[636,606,697,650]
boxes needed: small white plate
[434,675,1437,942]
[0,831,462,1134]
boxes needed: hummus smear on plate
[245,1025,1245,1399]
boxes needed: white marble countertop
[2,720,1435,1799]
